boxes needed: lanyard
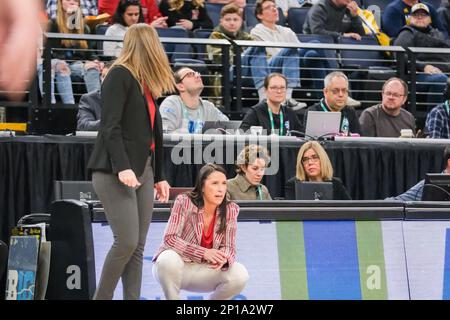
[268,107,284,136]
[181,100,204,131]
[320,99,348,133]
[445,101,450,117]
[256,185,263,200]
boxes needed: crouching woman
[152,163,249,300]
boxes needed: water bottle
[341,117,349,136]
[284,121,290,136]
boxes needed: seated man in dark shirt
[240,73,303,136]
[76,62,111,131]
[302,71,361,136]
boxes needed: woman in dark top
[88,23,175,300]
[285,141,351,200]
[159,0,213,30]
[240,73,303,136]
[48,0,102,94]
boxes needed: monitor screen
[295,181,333,200]
[421,173,450,201]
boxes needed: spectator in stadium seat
[88,24,174,300]
[285,141,351,200]
[359,77,416,137]
[303,0,365,42]
[249,0,329,102]
[385,146,450,201]
[393,3,449,107]
[152,163,248,300]
[207,4,254,101]
[76,62,112,131]
[160,67,229,133]
[227,145,272,200]
[382,0,448,38]
[159,0,214,30]
[303,71,361,135]
[240,73,303,135]
[46,0,97,20]
[99,0,167,25]
[0,0,41,100]
[425,82,450,139]
[48,0,102,94]
[103,0,168,57]
[37,10,75,104]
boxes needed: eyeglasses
[301,154,320,164]
[262,4,278,11]
[268,86,286,92]
[178,71,200,83]
[383,91,404,98]
[329,88,348,95]
[412,12,429,18]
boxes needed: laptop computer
[305,111,341,139]
[295,181,333,200]
[202,120,242,134]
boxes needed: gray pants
[92,157,154,300]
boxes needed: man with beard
[359,77,416,137]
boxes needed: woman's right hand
[118,169,141,188]
[203,248,227,265]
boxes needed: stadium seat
[287,7,310,34]
[337,35,395,106]
[193,29,214,61]
[155,27,194,62]
[205,3,224,27]
[298,34,339,70]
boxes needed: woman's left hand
[155,180,170,203]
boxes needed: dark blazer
[285,176,351,200]
[87,66,165,182]
[240,100,303,135]
[77,90,101,131]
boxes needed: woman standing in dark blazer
[285,141,351,200]
[88,23,175,300]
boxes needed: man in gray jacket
[303,0,365,41]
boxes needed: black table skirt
[0,135,447,242]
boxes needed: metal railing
[2,31,446,133]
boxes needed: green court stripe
[355,221,388,299]
[276,221,308,299]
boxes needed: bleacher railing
[2,32,446,132]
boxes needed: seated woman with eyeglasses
[240,73,303,136]
[285,141,351,200]
[227,145,272,200]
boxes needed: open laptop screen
[295,181,333,200]
[305,111,341,139]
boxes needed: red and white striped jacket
[153,194,240,269]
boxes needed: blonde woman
[285,141,351,200]
[227,145,272,200]
[48,0,102,94]
[159,0,213,30]
[88,23,175,300]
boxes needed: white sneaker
[346,96,361,108]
